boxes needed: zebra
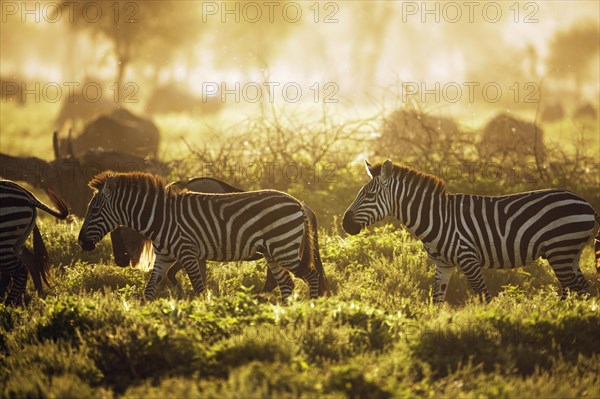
[342,159,600,303]
[0,180,69,305]
[0,241,49,299]
[161,177,328,296]
[77,171,320,302]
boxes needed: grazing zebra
[0,181,69,305]
[162,177,328,296]
[342,160,600,302]
[77,172,319,302]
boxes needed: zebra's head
[78,175,120,251]
[343,159,394,235]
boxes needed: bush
[409,293,600,377]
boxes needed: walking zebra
[342,160,600,302]
[0,181,69,305]
[162,177,328,296]
[78,172,319,302]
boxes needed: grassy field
[0,222,599,398]
[1,102,599,397]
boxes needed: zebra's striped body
[78,172,318,302]
[0,180,68,305]
[163,177,328,296]
[342,160,600,302]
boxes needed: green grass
[1,225,599,398]
[1,101,599,397]
[0,102,61,158]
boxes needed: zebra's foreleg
[180,257,206,297]
[144,253,176,301]
[433,263,454,303]
[267,262,295,303]
[459,259,490,303]
[5,258,28,306]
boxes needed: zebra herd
[1,159,599,306]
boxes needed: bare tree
[59,1,203,92]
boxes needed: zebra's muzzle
[342,211,362,235]
[78,237,96,251]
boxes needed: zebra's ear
[380,159,393,181]
[102,176,116,198]
[365,160,376,178]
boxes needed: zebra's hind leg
[433,263,454,303]
[165,261,184,287]
[144,253,176,301]
[548,252,590,299]
[5,257,28,306]
[266,262,295,304]
[0,271,11,299]
[573,267,590,297]
[459,259,490,303]
[551,263,584,299]
[301,268,320,299]
[261,268,278,293]
[158,260,206,297]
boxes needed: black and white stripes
[343,160,600,302]
[163,177,328,296]
[78,172,318,302]
[0,180,68,305]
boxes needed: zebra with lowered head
[77,171,319,302]
[342,160,600,303]
[0,181,69,305]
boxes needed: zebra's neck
[118,190,168,241]
[391,176,448,245]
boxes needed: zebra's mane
[370,162,447,194]
[88,171,169,195]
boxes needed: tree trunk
[116,57,129,104]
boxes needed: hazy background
[1,5,599,397]
[1,1,598,121]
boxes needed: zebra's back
[173,190,306,262]
[450,189,596,268]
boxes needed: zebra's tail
[300,204,329,296]
[300,204,316,272]
[314,241,329,297]
[30,189,69,220]
[32,223,51,293]
[594,212,600,277]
